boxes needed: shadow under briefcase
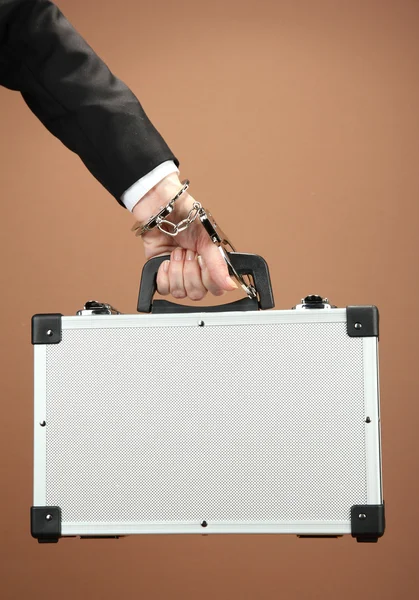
[31,253,384,543]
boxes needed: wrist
[132,174,194,224]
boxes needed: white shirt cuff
[120,160,179,212]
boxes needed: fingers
[197,255,226,297]
[156,258,170,296]
[156,248,231,300]
[168,247,187,299]
[156,249,206,300]
[184,250,207,301]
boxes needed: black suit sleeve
[0,0,179,205]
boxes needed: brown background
[1,0,418,598]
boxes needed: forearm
[0,0,179,202]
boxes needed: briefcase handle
[137,252,275,314]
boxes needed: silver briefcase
[31,253,384,543]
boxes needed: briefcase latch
[76,301,121,316]
[292,295,335,310]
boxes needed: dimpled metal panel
[45,320,367,525]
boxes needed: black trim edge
[151,297,259,314]
[80,536,122,539]
[351,503,385,543]
[297,535,343,539]
[31,314,63,345]
[31,506,62,543]
[346,306,379,338]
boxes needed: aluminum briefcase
[31,253,384,543]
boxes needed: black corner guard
[31,506,62,543]
[351,504,385,543]
[346,306,379,338]
[32,314,63,345]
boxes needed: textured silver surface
[45,320,367,524]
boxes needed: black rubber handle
[137,252,275,313]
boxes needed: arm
[0,0,236,296]
[0,0,178,203]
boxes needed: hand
[132,174,238,301]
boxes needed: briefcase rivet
[45,514,53,521]
[358,513,367,520]
[46,329,53,336]
[354,323,362,330]
[198,320,205,327]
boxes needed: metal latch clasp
[76,301,121,316]
[292,295,335,310]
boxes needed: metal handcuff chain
[156,201,202,236]
[131,179,191,237]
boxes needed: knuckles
[187,290,207,301]
[171,289,187,299]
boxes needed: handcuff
[131,180,257,299]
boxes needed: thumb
[199,242,238,292]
